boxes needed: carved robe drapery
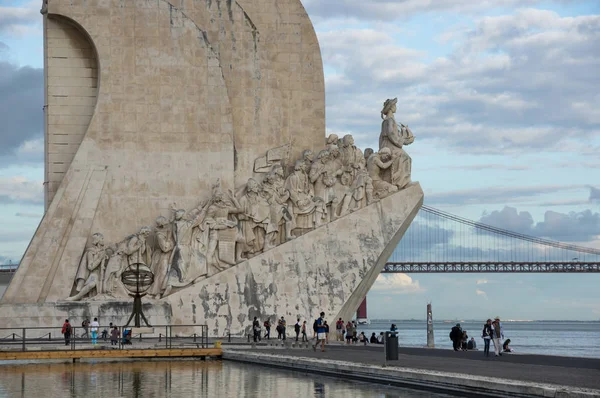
[380,116,414,189]
[286,170,319,230]
[149,229,174,297]
[74,245,106,295]
[171,206,208,284]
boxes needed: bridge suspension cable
[387,205,600,272]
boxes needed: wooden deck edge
[0,348,223,361]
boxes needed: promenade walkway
[253,345,600,390]
[222,343,600,397]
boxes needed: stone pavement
[252,344,600,390]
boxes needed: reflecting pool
[0,359,454,397]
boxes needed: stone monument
[0,0,423,336]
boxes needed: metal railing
[0,324,208,352]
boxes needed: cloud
[0,60,44,155]
[475,289,488,300]
[372,273,424,294]
[303,0,556,22]
[0,1,41,36]
[589,186,600,204]
[15,212,42,219]
[427,184,583,206]
[0,176,43,205]
[0,137,44,168]
[311,8,600,155]
[479,206,600,242]
[476,279,488,285]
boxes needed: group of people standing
[451,316,509,357]
[61,318,122,346]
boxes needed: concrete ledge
[222,351,600,398]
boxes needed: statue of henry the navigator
[379,98,415,190]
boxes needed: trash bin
[385,331,398,360]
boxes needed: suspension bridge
[384,205,600,273]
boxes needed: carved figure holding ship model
[379,98,415,190]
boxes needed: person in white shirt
[90,317,100,345]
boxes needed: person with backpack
[481,319,492,357]
[449,323,462,351]
[252,317,261,342]
[263,319,271,339]
[294,318,301,341]
[312,311,327,352]
[61,319,72,346]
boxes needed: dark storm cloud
[0,61,44,154]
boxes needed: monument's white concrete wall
[44,17,99,207]
[3,0,325,305]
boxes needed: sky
[0,0,599,320]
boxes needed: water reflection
[0,360,452,397]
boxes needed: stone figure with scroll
[201,182,243,273]
[380,98,415,189]
[149,217,174,299]
[234,178,273,261]
[261,165,294,245]
[286,160,324,235]
[328,144,354,218]
[340,135,374,210]
[66,233,108,301]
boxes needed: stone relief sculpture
[379,97,415,190]
[66,233,108,301]
[67,98,416,301]
[201,181,243,272]
[149,216,174,299]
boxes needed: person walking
[61,319,72,346]
[491,317,504,357]
[301,320,308,342]
[110,326,120,346]
[294,318,301,341]
[252,317,261,342]
[279,316,287,340]
[81,319,90,339]
[312,312,327,352]
[263,319,271,340]
[335,318,344,341]
[482,319,492,357]
[90,317,100,345]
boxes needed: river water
[357,320,600,358]
[0,359,455,398]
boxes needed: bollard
[22,328,26,351]
[193,333,197,343]
[247,334,250,342]
[228,333,231,343]
[158,333,162,343]
[12,333,15,341]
